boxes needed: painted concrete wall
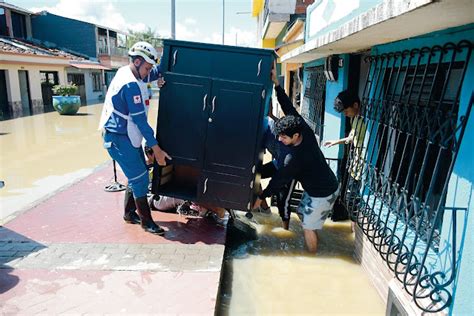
[448,39,474,316]
[305,0,433,42]
[66,68,103,102]
[359,24,474,315]
[306,0,383,41]
[298,20,473,313]
[0,63,67,102]
[0,63,66,117]
[302,54,350,163]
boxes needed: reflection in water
[217,211,385,315]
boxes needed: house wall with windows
[278,0,473,314]
[66,67,103,103]
[1,52,68,118]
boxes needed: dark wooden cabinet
[152,40,275,210]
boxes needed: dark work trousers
[259,161,295,222]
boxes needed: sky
[7,0,258,47]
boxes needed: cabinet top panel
[161,40,276,84]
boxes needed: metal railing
[98,44,127,57]
[341,40,472,313]
[302,66,326,139]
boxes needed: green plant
[52,83,78,96]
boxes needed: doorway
[0,70,10,120]
[18,70,32,116]
[40,71,58,112]
[67,73,87,105]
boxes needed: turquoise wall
[302,54,350,164]
[305,0,382,42]
[367,25,474,315]
[300,22,473,314]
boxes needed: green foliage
[52,83,78,96]
[125,27,163,49]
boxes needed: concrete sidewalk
[0,162,227,315]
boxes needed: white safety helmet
[128,41,158,65]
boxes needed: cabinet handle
[252,165,256,173]
[211,96,216,113]
[203,94,207,111]
[261,89,265,99]
[247,202,251,210]
[257,59,262,76]
[173,50,178,66]
[250,181,254,189]
[203,178,208,194]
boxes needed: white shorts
[297,189,339,230]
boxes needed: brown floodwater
[216,209,385,315]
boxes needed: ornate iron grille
[341,40,472,313]
[302,66,326,139]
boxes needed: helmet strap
[132,57,145,80]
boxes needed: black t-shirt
[261,85,338,198]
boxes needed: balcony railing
[98,45,127,57]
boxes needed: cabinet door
[212,53,272,84]
[167,46,212,77]
[198,171,252,210]
[157,73,211,167]
[204,80,264,176]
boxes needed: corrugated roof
[0,37,85,60]
[70,61,110,70]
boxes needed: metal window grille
[341,40,472,313]
[302,66,326,139]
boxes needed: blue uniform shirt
[103,65,161,148]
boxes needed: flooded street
[0,102,158,222]
[1,104,385,315]
[218,212,385,315]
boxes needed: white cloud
[27,0,257,47]
[175,22,257,47]
[30,0,146,33]
[184,18,197,25]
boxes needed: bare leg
[303,229,318,253]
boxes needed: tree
[125,27,164,49]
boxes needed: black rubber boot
[135,196,165,235]
[123,187,140,225]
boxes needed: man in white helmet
[98,41,171,235]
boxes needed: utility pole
[222,0,225,44]
[171,0,176,39]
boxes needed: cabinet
[152,40,275,210]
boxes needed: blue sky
[8,0,257,46]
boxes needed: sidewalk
[0,103,227,314]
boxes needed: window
[0,8,8,36]
[11,12,26,38]
[342,40,472,313]
[302,66,326,139]
[92,73,101,92]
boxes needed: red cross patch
[133,95,141,104]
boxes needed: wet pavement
[0,102,226,314]
[0,103,110,223]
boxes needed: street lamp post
[222,0,225,44]
[171,0,176,39]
